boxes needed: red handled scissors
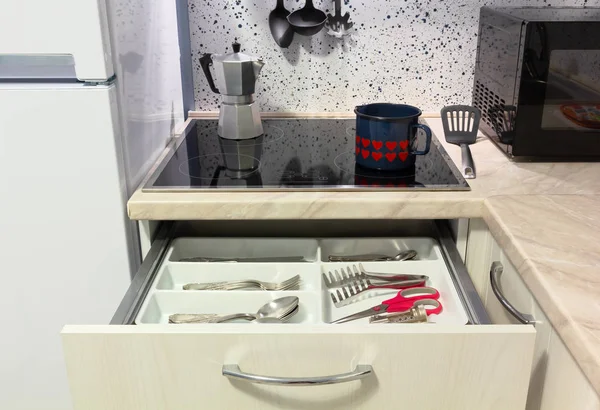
[331,287,443,324]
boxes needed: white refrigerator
[0,1,189,408]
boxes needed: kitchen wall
[108,0,185,194]
[189,0,598,113]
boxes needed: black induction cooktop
[143,119,470,191]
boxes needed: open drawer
[62,220,536,410]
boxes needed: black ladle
[269,0,294,48]
[287,0,327,36]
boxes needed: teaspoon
[169,296,299,324]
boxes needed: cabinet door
[466,220,552,410]
[484,253,552,410]
[539,331,600,410]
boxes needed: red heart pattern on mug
[385,141,398,151]
[355,135,413,167]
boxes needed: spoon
[269,0,294,48]
[287,0,327,36]
[328,250,418,262]
[252,305,300,323]
[392,250,418,261]
[247,296,299,321]
[168,296,299,324]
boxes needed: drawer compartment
[168,238,319,262]
[154,262,320,291]
[63,325,535,410]
[137,291,321,325]
[322,261,469,325]
[319,237,439,261]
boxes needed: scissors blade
[330,305,386,324]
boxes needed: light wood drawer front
[63,325,534,410]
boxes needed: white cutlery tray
[135,237,469,326]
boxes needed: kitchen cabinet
[62,220,536,410]
[540,330,600,410]
[465,219,600,410]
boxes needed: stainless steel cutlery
[161,245,438,325]
[327,277,428,308]
[328,249,417,262]
[323,263,428,289]
[169,296,300,324]
[183,274,301,291]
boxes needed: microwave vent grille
[474,81,506,125]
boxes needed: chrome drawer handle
[222,364,373,386]
[490,261,535,325]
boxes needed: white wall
[107,0,185,194]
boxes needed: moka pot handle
[200,53,220,94]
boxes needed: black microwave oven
[473,7,600,159]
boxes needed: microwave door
[539,51,600,132]
[513,21,600,157]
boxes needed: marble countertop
[128,116,600,394]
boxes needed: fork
[328,277,424,308]
[183,274,301,291]
[323,264,428,289]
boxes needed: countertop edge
[127,193,484,220]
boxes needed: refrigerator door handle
[0,54,78,81]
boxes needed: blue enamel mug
[354,103,432,171]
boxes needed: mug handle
[411,123,432,156]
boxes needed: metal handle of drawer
[490,261,535,325]
[222,364,373,386]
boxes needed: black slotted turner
[440,105,481,179]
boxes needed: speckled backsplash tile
[189,0,589,112]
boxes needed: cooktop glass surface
[144,119,470,191]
